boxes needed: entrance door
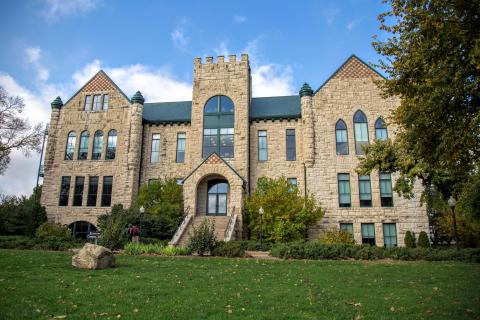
[207,180,228,216]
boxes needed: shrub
[417,231,431,248]
[0,235,80,251]
[212,241,246,257]
[188,219,216,256]
[404,231,416,248]
[319,228,355,245]
[36,223,72,241]
[123,242,190,256]
[97,204,128,250]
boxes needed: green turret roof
[131,91,145,104]
[51,96,63,109]
[299,83,313,97]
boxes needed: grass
[0,250,479,319]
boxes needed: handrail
[168,207,192,246]
[224,207,238,242]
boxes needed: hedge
[0,235,82,251]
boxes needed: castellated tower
[190,54,251,180]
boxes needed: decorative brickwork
[205,154,221,165]
[332,56,380,79]
[80,71,117,93]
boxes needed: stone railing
[224,207,238,242]
[168,208,192,246]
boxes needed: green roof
[142,95,301,123]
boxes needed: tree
[404,231,416,248]
[0,86,43,174]
[246,177,324,243]
[358,1,480,250]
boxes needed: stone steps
[177,216,230,247]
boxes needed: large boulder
[72,243,115,269]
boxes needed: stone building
[41,54,429,246]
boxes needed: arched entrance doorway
[207,179,228,216]
[69,221,97,239]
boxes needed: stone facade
[41,54,429,246]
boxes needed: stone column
[300,83,315,167]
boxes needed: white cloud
[171,19,190,52]
[213,41,230,57]
[41,0,99,20]
[25,47,41,63]
[233,15,246,24]
[321,7,340,25]
[24,47,50,81]
[346,18,363,32]
[251,64,295,97]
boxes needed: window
[69,221,97,240]
[340,223,354,237]
[258,130,267,161]
[203,95,235,158]
[286,129,296,161]
[106,130,117,160]
[73,176,84,206]
[361,223,376,245]
[354,110,369,155]
[358,175,372,207]
[78,131,89,160]
[87,176,98,206]
[84,95,91,111]
[338,173,351,207]
[151,133,160,163]
[379,172,394,207]
[375,117,388,140]
[92,130,103,160]
[92,95,101,112]
[65,131,76,160]
[176,178,184,185]
[101,176,113,207]
[102,94,109,111]
[335,119,349,155]
[287,178,298,192]
[207,179,228,216]
[59,176,71,206]
[176,133,186,163]
[383,223,397,248]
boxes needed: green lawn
[0,250,479,319]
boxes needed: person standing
[131,224,140,243]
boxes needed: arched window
[106,130,117,160]
[92,130,103,160]
[207,179,228,216]
[78,131,89,160]
[335,119,349,155]
[353,110,369,155]
[375,117,388,140]
[65,131,76,160]
[203,95,234,158]
[68,221,97,239]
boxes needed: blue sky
[0,0,390,196]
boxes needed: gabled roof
[142,95,301,123]
[183,152,246,184]
[143,101,192,124]
[314,54,386,94]
[250,95,301,120]
[63,70,130,106]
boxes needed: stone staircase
[175,215,231,247]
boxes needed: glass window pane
[84,95,91,111]
[87,176,98,206]
[73,176,84,206]
[59,176,71,206]
[204,97,219,113]
[93,95,100,111]
[101,176,113,207]
[340,223,354,235]
[65,132,76,160]
[208,194,217,214]
[220,96,234,113]
[92,131,103,160]
[106,130,117,160]
[102,95,109,110]
[78,131,89,160]
[218,194,227,214]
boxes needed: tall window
[92,130,103,160]
[102,94,109,110]
[335,119,349,155]
[73,176,84,206]
[338,173,351,207]
[65,131,76,160]
[151,133,160,163]
[87,176,98,206]
[203,95,234,158]
[379,172,394,207]
[286,129,296,161]
[354,110,369,155]
[84,95,91,111]
[106,130,117,160]
[340,223,354,237]
[101,176,113,207]
[361,223,376,245]
[176,133,186,163]
[375,118,388,140]
[358,175,372,207]
[59,176,71,206]
[258,130,267,161]
[92,95,101,112]
[207,180,228,216]
[78,131,89,160]
[383,223,397,248]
